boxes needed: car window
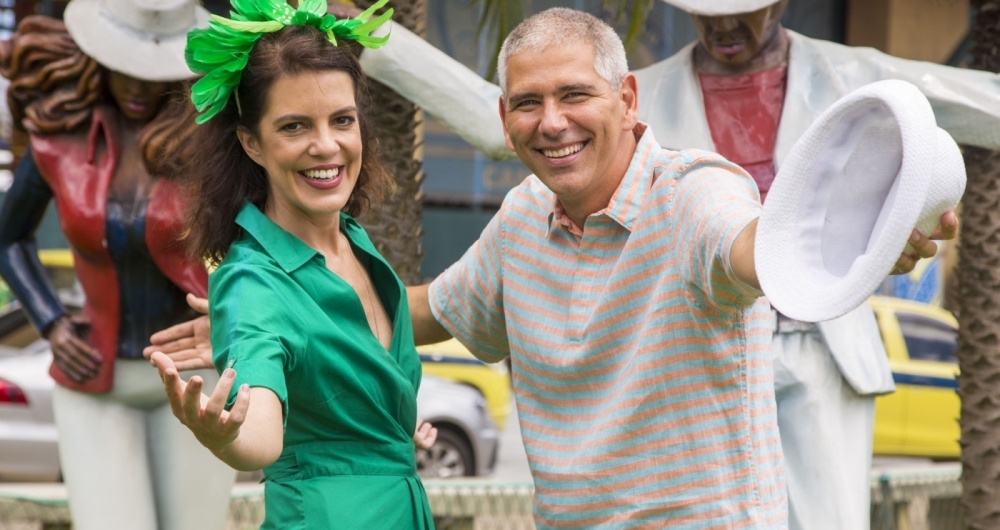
[897,312,957,364]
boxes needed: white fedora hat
[756,79,966,322]
[658,0,781,16]
[64,0,209,82]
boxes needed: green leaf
[469,0,525,81]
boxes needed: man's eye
[515,100,538,109]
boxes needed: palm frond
[469,0,526,81]
[603,0,655,51]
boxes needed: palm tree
[352,0,427,285]
[956,3,1000,527]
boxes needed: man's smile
[539,141,588,159]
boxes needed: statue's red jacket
[29,106,207,393]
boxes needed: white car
[0,303,497,481]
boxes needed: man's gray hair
[497,8,628,95]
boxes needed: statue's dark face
[108,71,169,122]
[691,0,788,67]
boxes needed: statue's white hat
[756,80,966,322]
[64,0,209,82]
[658,0,781,16]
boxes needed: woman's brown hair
[0,15,197,178]
[184,24,393,265]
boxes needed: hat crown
[99,0,196,38]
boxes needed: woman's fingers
[224,384,251,429]
[204,369,235,423]
[182,375,204,422]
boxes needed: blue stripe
[892,372,958,389]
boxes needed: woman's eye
[334,116,356,126]
[281,122,303,132]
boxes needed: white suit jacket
[361,27,1000,395]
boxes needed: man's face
[499,42,637,207]
[691,0,788,67]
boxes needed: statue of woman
[0,1,236,529]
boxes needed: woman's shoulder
[210,243,293,294]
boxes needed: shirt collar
[546,122,660,235]
[235,202,320,273]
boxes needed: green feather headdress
[185,0,393,124]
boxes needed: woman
[0,2,236,530]
[150,1,437,528]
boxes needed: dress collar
[235,202,363,273]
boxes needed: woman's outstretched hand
[414,419,438,450]
[149,351,250,453]
[143,294,214,371]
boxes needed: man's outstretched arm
[730,211,960,290]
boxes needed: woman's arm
[151,351,284,471]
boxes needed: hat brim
[755,80,964,322]
[64,0,209,82]
[658,0,781,16]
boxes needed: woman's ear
[236,127,264,167]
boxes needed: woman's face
[239,70,363,223]
[108,71,169,122]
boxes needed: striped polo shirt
[429,124,786,529]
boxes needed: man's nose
[538,102,568,137]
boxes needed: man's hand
[891,211,960,275]
[149,351,250,453]
[413,419,438,450]
[144,294,214,371]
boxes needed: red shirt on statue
[699,66,787,204]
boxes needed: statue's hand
[47,315,101,382]
[143,294,214,371]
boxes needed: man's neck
[560,129,639,229]
[694,27,790,76]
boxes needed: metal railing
[0,467,966,530]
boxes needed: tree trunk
[958,3,1000,528]
[354,0,426,285]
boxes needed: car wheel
[417,427,475,478]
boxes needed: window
[897,313,957,364]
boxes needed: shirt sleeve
[674,151,763,312]
[209,261,302,424]
[428,210,510,363]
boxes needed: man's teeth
[303,168,340,180]
[542,143,584,158]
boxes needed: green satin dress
[211,203,434,529]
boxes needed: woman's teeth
[542,143,584,158]
[303,168,340,180]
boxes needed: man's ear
[620,72,639,131]
[498,97,516,153]
[236,128,265,168]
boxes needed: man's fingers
[205,369,236,423]
[928,211,960,240]
[187,294,209,315]
[149,321,195,348]
[908,230,938,259]
[893,253,916,275]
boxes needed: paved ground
[486,397,532,483]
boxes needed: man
[346,2,997,528]
[150,7,955,529]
